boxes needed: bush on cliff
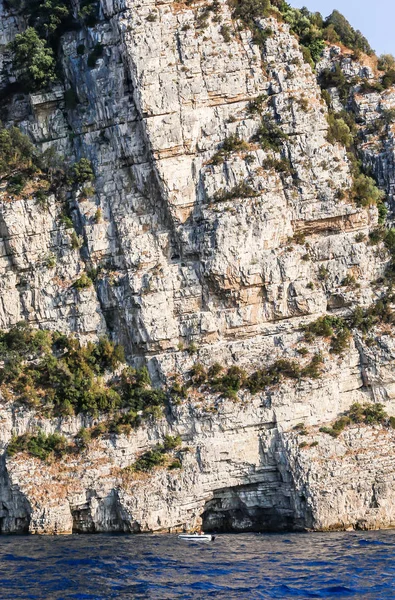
[0,323,164,419]
[0,124,37,177]
[351,174,385,208]
[326,113,353,148]
[11,27,56,90]
[320,403,389,438]
[7,431,69,461]
[253,116,289,151]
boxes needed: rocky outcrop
[1,0,395,534]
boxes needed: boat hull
[178,534,214,542]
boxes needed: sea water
[0,530,394,599]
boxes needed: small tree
[11,27,56,90]
[378,54,395,72]
[352,174,385,208]
[71,158,94,184]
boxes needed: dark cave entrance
[201,482,306,533]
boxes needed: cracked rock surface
[1,0,395,533]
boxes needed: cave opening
[201,482,305,533]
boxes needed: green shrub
[76,427,91,449]
[187,342,198,355]
[210,135,249,165]
[131,446,166,472]
[190,362,207,385]
[0,124,36,177]
[306,38,325,63]
[329,328,351,355]
[320,403,389,438]
[71,158,94,184]
[212,181,259,202]
[220,24,232,42]
[318,265,329,281]
[382,69,395,90]
[0,323,137,418]
[326,113,353,148]
[94,208,102,223]
[44,254,56,268]
[231,0,270,27]
[163,435,182,450]
[8,431,69,461]
[305,315,345,337]
[247,94,267,115]
[319,65,349,101]
[78,0,99,26]
[300,353,323,379]
[11,28,56,90]
[262,157,294,174]
[253,116,289,151]
[319,426,339,438]
[59,213,73,229]
[70,231,82,249]
[208,362,223,379]
[378,54,395,71]
[352,174,385,208]
[6,174,27,195]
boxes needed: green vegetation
[190,353,324,399]
[319,65,349,101]
[304,315,351,355]
[129,435,182,472]
[220,24,232,42]
[94,208,102,223]
[0,322,167,419]
[247,94,267,115]
[7,431,69,461]
[11,27,56,90]
[73,273,93,289]
[0,122,94,211]
[0,124,36,177]
[71,158,94,184]
[210,135,250,166]
[269,5,372,69]
[378,54,395,72]
[78,0,100,26]
[323,10,372,55]
[351,174,385,208]
[320,402,388,438]
[253,116,289,151]
[262,156,294,175]
[326,113,353,148]
[212,181,259,202]
[131,446,167,471]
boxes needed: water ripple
[0,530,394,598]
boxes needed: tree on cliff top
[324,10,373,55]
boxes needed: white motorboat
[178,532,215,542]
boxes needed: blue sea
[0,530,394,599]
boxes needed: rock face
[1,0,395,534]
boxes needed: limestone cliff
[0,0,395,534]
